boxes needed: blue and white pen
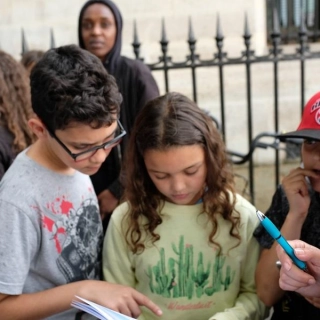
[256,210,307,271]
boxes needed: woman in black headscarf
[78,0,159,230]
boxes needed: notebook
[71,296,136,320]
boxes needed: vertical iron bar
[188,17,197,102]
[21,28,29,55]
[50,28,56,49]
[298,8,308,114]
[243,13,255,204]
[160,18,169,92]
[288,0,294,43]
[132,20,141,60]
[215,14,226,139]
[271,4,282,187]
[314,0,319,41]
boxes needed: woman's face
[81,3,117,61]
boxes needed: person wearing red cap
[253,91,320,319]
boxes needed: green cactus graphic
[223,265,235,290]
[205,256,236,296]
[193,252,211,298]
[172,235,186,296]
[146,235,236,299]
[146,249,176,297]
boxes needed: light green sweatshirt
[103,194,266,320]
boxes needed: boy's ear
[28,116,49,138]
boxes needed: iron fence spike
[244,12,251,37]
[272,6,280,35]
[299,10,307,34]
[21,28,29,54]
[188,17,195,42]
[132,19,141,59]
[50,28,56,49]
[133,19,140,45]
[161,18,168,43]
[216,14,223,39]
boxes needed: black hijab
[78,0,123,75]
[78,0,159,207]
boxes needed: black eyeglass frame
[47,120,126,162]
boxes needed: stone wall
[0,0,267,59]
[1,0,319,164]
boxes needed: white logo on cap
[311,99,320,113]
[316,109,320,125]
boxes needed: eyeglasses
[47,120,126,162]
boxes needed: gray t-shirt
[0,149,103,319]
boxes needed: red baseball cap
[279,91,320,141]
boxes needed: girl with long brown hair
[0,50,35,179]
[103,92,266,320]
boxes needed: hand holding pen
[256,210,307,271]
[276,240,320,298]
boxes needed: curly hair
[122,92,240,254]
[30,45,122,132]
[0,51,35,153]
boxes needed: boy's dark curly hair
[0,51,35,153]
[30,44,122,131]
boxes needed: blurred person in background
[0,50,35,179]
[21,50,45,75]
[78,0,159,231]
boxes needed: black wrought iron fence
[130,7,320,204]
[16,4,320,205]
[267,0,320,43]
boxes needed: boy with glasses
[0,45,162,319]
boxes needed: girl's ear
[28,116,49,139]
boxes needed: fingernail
[308,278,316,285]
[295,248,305,254]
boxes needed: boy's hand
[80,281,162,318]
[282,168,318,219]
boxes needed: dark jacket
[78,0,159,198]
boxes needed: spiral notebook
[71,296,136,320]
